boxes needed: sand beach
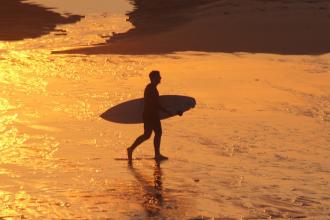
[0,0,330,219]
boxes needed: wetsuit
[143,83,162,134]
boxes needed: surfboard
[100,95,196,124]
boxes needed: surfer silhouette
[127,71,172,163]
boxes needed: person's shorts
[143,116,162,134]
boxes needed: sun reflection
[0,189,50,219]
[0,11,139,217]
[0,52,48,94]
[0,191,20,219]
[0,3,183,218]
[0,100,27,165]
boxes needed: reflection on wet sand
[26,0,132,14]
[129,163,164,218]
[1,0,330,219]
[128,162,187,219]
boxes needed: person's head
[149,70,161,85]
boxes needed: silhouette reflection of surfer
[129,163,164,217]
[127,71,179,163]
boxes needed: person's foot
[127,147,133,164]
[155,154,169,162]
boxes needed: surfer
[127,70,171,163]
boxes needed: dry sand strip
[57,0,330,55]
[0,0,82,41]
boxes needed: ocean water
[26,0,132,14]
[1,1,330,219]
[0,1,201,219]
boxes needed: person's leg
[127,122,152,162]
[154,131,161,157]
[153,120,168,161]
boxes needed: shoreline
[0,1,330,218]
[0,0,82,41]
[57,0,330,55]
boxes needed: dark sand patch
[0,0,82,41]
[56,0,330,55]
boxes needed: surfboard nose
[191,98,196,107]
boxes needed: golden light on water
[0,15,169,217]
[0,1,330,219]
[1,35,330,218]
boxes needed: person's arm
[153,88,172,115]
[153,87,182,116]
[156,98,172,115]
[156,96,183,116]
[158,103,182,116]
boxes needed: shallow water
[1,1,330,219]
[26,0,132,14]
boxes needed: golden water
[1,1,330,219]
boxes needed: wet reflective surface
[1,0,330,219]
[26,0,132,14]
[0,2,193,218]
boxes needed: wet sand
[26,0,132,14]
[0,0,330,219]
[59,0,330,55]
